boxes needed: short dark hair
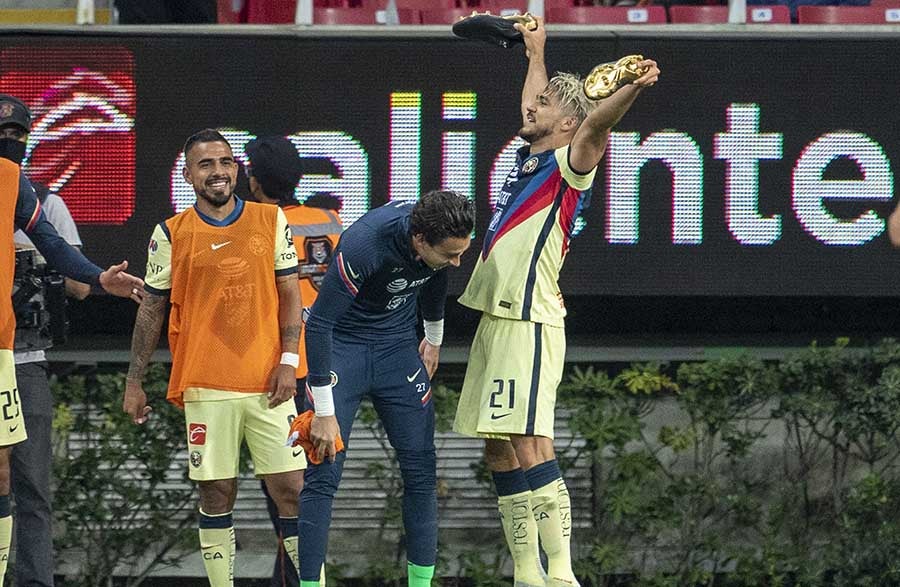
[184,129,231,160]
[410,190,475,246]
[304,193,342,211]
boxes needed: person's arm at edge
[888,204,900,247]
[18,174,143,299]
[43,194,91,300]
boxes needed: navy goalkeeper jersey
[305,201,449,388]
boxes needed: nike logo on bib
[211,241,232,251]
[490,413,511,420]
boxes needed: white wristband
[310,384,335,417]
[423,319,444,346]
[280,352,300,368]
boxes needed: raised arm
[569,59,660,174]
[516,18,549,127]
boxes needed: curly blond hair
[547,72,595,124]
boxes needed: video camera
[12,248,67,352]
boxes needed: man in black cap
[245,136,342,587]
[0,93,143,587]
[0,94,31,163]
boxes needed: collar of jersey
[193,196,244,227]
[516,144,554,164]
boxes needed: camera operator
[0,93,143,587]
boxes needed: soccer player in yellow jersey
[452,19,660,587]
[123,129,305,587]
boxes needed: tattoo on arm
[127,293,168,382]
[276,274,302,352]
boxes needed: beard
[518,124,551,144]
[196,178,233,207]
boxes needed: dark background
[2,29,899,344]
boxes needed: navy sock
[492,468,530,497]
[524,459,562,491]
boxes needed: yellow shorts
[0,350,26,447]
[453,314,565,440]
[183,390,306,481]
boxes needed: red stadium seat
[217,0,245,23]
[797,5,900,22]
[313,6,419,23]
[543,0,578,9]
[421,7,472,23]
[481,0,530,14]
[313,6,378,23]
[359,0,459,9]
[546,5,667,23]
[246,0,298,23]
[669,4,790,22]
[746,5,791,22]
[668,5,729,22]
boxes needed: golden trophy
[583,55,649,100]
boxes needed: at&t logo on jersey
[387,278,408,293]
[189,423,207,446]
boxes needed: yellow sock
[531,478,578,586]
[0,514,11,587]
[199,510,235,587]
[283,535,299,573]
[498,490,545,585]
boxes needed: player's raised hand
[267,364,297,408]
[123,379,152,424]
[419,338,441,379]
[634,59,660,88]
[514,16,545,59]
[310,414,340,463]
[99,260,145,303]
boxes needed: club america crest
[0,102,14,120]
[308,240,329,264]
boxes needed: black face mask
[0,138,26,165]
